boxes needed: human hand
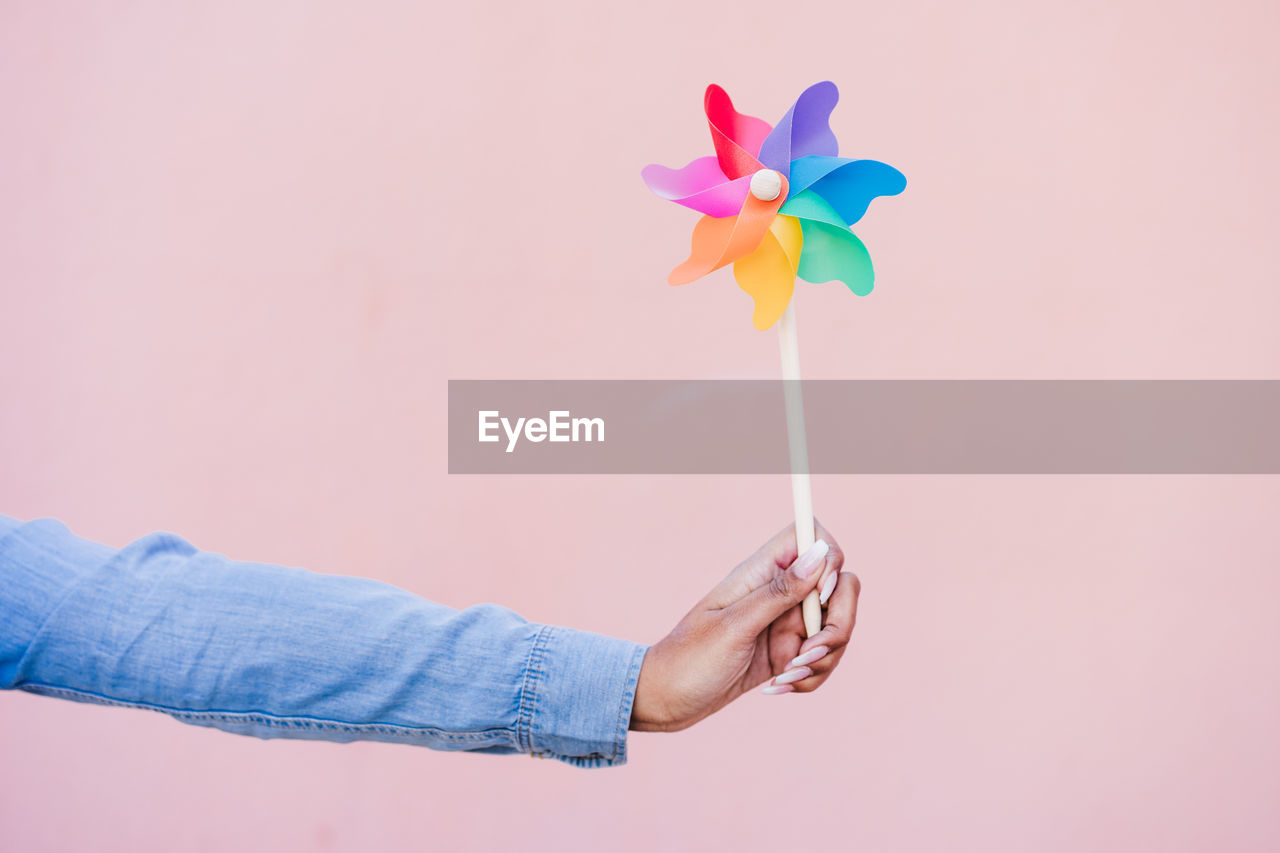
[629,521,861,733]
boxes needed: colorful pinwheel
[641,81,906,330]
[641,82,906,640]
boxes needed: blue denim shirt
[0,514,649,768]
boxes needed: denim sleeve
[0,514,649,768]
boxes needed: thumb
[725,540,830,637]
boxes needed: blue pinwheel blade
[789,156,906,226]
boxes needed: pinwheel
[641,81,905,636]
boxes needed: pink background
[2,1,1278,851]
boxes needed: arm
[0,514,647,768]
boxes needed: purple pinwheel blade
[757,81,840,178]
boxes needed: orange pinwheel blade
[667,178,789,286]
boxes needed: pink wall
[2,1,1278,850]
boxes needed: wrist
[629,643,678,732]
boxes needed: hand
[629,521,861,733]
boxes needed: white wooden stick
[777,296,822,637]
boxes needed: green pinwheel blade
[797,220,875,296]
[778,189,848,229]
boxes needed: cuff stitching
[610,643,649,765]
[514,623,552,754]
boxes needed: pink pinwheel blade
[757,81,840,178]
[640,156,752,218]
[704,84,771,181]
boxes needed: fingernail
[761,684,794,695]
[792,540,829,580]
[788,645,828,669]
[774,666,812,685]
[819,571,838,605]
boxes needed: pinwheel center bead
[749,169,784,202]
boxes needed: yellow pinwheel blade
[732,216,803,331]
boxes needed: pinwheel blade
[779,189,848,229]
[704,84,771,181]
[769,214,804,274]
[641,156,752,218]
[668,178,788,285]
[733,229,797,331]
[757,81,840,178]
[789,157,906,225]
[797,220,876,296]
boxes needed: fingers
[704,519,845,612]
[701,522,804,610]
[762,570,860,694]
[801,570,859,654]
[723,539,834,638]
[766,606,805,673]
[811,518,845,600]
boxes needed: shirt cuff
[522,624,649,768]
